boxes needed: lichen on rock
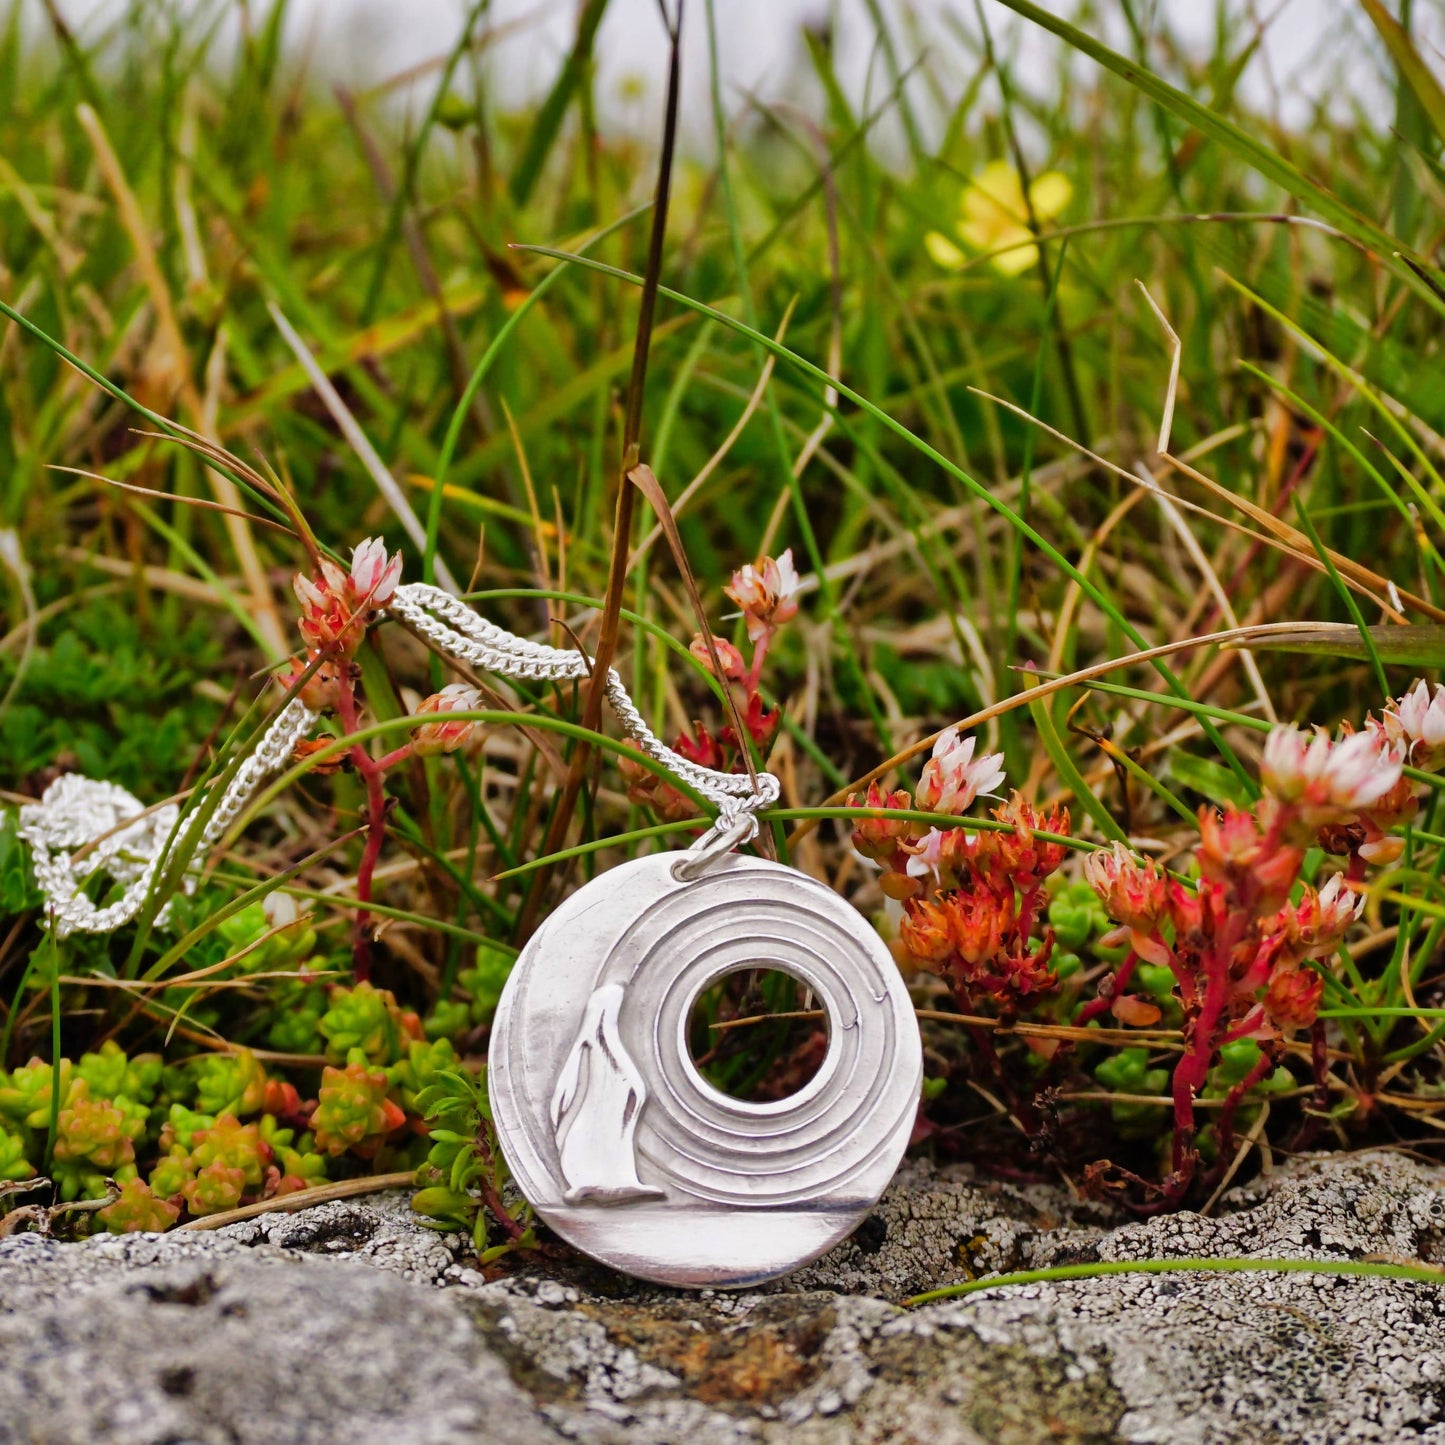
[2,1150,1445,1443]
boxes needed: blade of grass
[1293,495,1391,699]
[507,0,610,208]
[904,1255,1445,1308]
[422,203,651,586]
[990,0,1445,314]
[512,243,1253,790]
[519,1,684,934]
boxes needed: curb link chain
[21,584,779,935]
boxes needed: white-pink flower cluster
[724,550,801,643]
[915,727,1006,816]
[1260,724,1403,824]
[349,537,403,607]
[293,537,403,656]
[1382,680,1445,768]
[1288,873,1366,955]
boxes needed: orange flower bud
[991,792,1070,889]
[1197,804,1302,918]
[275,652,348,713]
[944,884,1014,967]
[899,897,953,965]
[1261,957,1323,1035]
[846,781,915,862]
[689,632,747,682]
[412,684,484,757]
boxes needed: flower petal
[1027,170,1073,221]
[990,239,1041,276]
[924,230,967,270]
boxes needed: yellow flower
[925,159,1072,276]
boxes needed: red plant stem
[1168,940,1234,1186]
[479,1174,525,1242]
[1016,883,1041,941]
[334,673,388,983]
[1214,1048,1274,1162]
[1075,952,1140,1027]
[745,630,772,694]
[475,1132,526,1242]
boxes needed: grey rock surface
[2,1150,1444,1443]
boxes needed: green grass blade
[990,0,1443,314]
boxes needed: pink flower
[1288,874,1364,956]
[904,827,949,886]
[350,537,402,607]
[1260,725,1403,822]
[1084,841,1167,933]
[1383,681,1445,768]
[915,727,1006,815]
[412,684,484,757]
[293,539,402,656]
[689,632,747,682]
[724,549,801,642]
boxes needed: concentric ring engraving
[489,851,922,1287]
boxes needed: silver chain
[19,583,778,936]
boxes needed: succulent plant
[190,1114,270,1189]
[216,900,318,973]
[148,1147,195,1202]
[1094,1047,1172,1142]
[95,1178,180,1234]
[182,1158,247,1215]
[53,1081,143,1170]
[189,1049,267,1118]
[319,982,424,1066]
[273,1144,328,1193]
[389,1038,462,1114]
[423,999,471,1042]
[458,944,514,1028]
[158,1103,217,1152]
[311,1048,406,1157]
[266,983,328,1055]
[77,1041,163,1106]
[1047,880,1110,952]
[0,1058,73,1135]
[0,1128,34,1183]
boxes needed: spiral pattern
[607,866,914,1207]
[490,850,922,1286]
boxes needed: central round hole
[686,967,830,1103]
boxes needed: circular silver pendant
[489,851,922,1287]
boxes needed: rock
[0,1241,562,1445]
[2,1150,1445,1443]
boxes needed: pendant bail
[672,804,761,882]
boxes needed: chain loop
[392,583,778,848]
[20,583,778,932]
[19,698,318,938]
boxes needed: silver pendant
[489,851,922,1287]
